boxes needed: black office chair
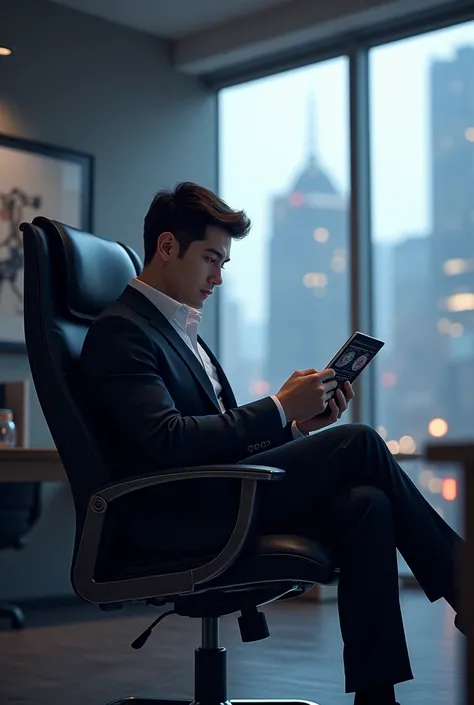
[21,216,338,705]
[0,482,41,629]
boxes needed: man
[80,182,464,705]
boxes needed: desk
[0,448,65,482]
[426,442,474,705]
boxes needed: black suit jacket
[80,285,292,552]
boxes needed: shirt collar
[129,277,202,331]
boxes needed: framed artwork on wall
[0,134,93,352]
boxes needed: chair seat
[98,533,338,616]
[110,533,337,593]
[205,534,338,591]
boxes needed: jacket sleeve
[80,313,293,469]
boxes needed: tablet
[326,331,385,391]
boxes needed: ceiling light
[0,47,12,56]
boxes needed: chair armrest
[97,464,285,502]
[73,465,285,605]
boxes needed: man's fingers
[318,368,336,382]
[327,398,339,421]
[336,388,347,410]
[344,381,355,399]
[323,384,338,401]
[334,390,348,420]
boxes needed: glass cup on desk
[0,409,17,447]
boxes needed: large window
[218,58,350,408]
[218,21,473,544]
[370,21,474,538]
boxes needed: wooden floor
[0,589,463,705]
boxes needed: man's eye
[205,256,216,264]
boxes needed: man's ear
[155,231,175,261]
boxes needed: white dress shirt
[128,277,304,439]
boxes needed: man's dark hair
[143,182,251,265]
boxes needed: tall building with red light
[267,123,349,393]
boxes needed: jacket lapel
[119,286,222,412]
[198,336,237,409]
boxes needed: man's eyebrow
[205,247,230,263]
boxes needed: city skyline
[219,26,474,444]
[219,21,474,324]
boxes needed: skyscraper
[381,235,435,443]
[430,46,474,438]
[267,97,349,392]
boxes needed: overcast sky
[218,20,474,322]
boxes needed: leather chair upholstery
[21,217,338,705]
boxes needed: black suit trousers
[239,423,462,693]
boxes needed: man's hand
[275,368,338,422]
[295,381,355,434]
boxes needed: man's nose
[210,270,223,286]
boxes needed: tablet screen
[327,331,385,389]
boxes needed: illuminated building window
[428,418,448,438]
[302,272,327,288]
[438,318,465,337]
[449,322,464,337]
[386,440,400,454]
[444,292,474,312]
[428,477,443,493]
[443,258,473,275]
[313,227,329,243]
[465,126,474,142]
[331,249,346,272]
[437,317,451,334]
[442,478,457,501]
[399,435,416,454]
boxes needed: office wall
[0,0,217,600]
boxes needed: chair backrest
[0,483,41,551]
[21,218,142,528]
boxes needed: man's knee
[339,423,384,449]
[351,485,390,510]
[338,486,393,534]
[349,422,381,438]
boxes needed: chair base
[0,603,25,630]
[108,697,318,705]
[107,621,320,705]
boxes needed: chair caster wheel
[0,604,25,630]
[11,610,25,630]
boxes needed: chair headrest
[33,218,142,320]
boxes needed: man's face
[164,226,231,309]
